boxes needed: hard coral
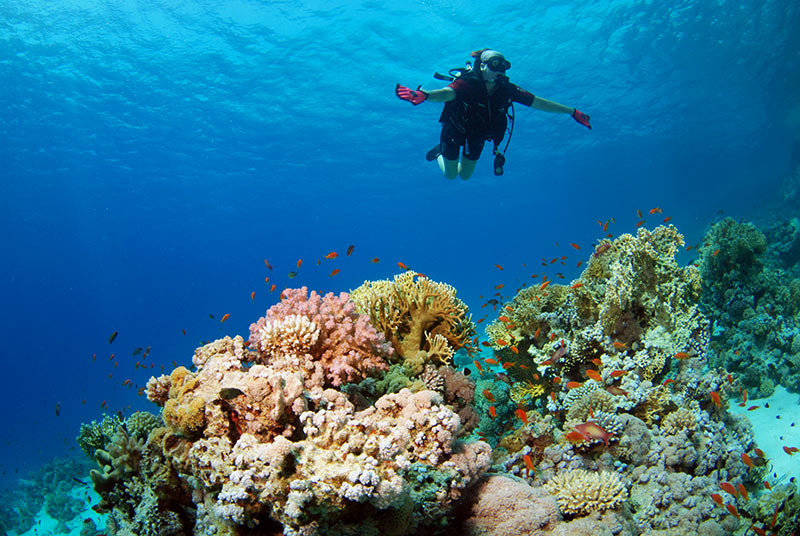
[350,271,475,372]
[248,286,393,388]
[544,469,628,516]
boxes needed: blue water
[0,0,798,490]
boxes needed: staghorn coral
[248,286,393,388]
[544,469,628,516]
[351,271,475,372]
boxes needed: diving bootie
[426,144,442,162]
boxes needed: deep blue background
[1,0,798,486]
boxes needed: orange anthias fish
[482,389,495,402]
[534,327,541,339]
[712,248,721,257]
[495,283,505,290]
[565,381,583,389]
[570,242,581,250]
[710,493,724,507]
[573,422,614,447]
[509,346,519,354]
[783,446,799,455]
[220,313,230,323]
[523,454,534,476]
[570,282,583,289]
[250,291,255,301]
[270,284,277,293]
[324,251,338,259]
[494,264,504,270]
[585,369,602,382]
[610,369,626,378]
[710,391,722,409]
[649,207,662,214]
[329,269,340,277]
[637,209,643,218]
[741,452,755,469]
[540,280,551,290]
[636,220,646,227]
[264,259,273,271]
[484,358,499,365]
[371,257,380,263]
[719,481,738,498]
[498,315,510,322]
[737,483,749,500]
[612,341,627,349]
[297,259,303,268]
[674,352,690,359]
[663,216,673,223]
[565,431,587,443]
[495,339,508,346]
[725,504,740,519]
[515,408,528,425]
[606,385,628,397]
[488,406,497,419]
[398,261,409,270]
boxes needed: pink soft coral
[248,287,393,387]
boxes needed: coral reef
[544,469,628,516]
[88,287,491,536]
[698,217,800,395]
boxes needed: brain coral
[544,468,628,516]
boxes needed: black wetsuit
[439,74,535,161]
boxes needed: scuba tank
[432,61,515,176]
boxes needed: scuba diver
[396,49,592,179]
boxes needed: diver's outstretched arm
[531,96,592,129]
[422,87,456,103]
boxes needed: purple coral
[248,287,393,387]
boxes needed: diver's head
[479,50,511,82]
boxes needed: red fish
[719,481,738,497]
[636,220,645,227]
[495,283,505,290]
[297,258,303,268]
[636,209,643,218]
[712,249,721,257]
[737,483,748,501]
[565,381,582,389]
[783,446,799,455]
[534,327,541,339]
[523,453,534,476]
[329,269,340,277]
[763,481,772,490]
[220,313,230,323]
[324,251,338,259]
[509,346,519,355]
[577,260,584,268]
[495,339,508,346]
[473,360,484,375]
[710,391,722,409]
[540,280,550,290]
[397,261,409,270]
[741,452,754,469]
[674,352,689,359]
[570,242,580,250]
[494,264,504,270]
[754,448,765,458]
[270,284,277,293]
[663,379,676,386]
[747,405,760,411]
[605,385,628,397]
[488,406,497,419]
[482,389,495,402]
[649,207,662,214]
[570,282,583,289]
[484,358,499,365]
[612,341,627,349]
[573,422,614,447]
[610,369,626,378]
[585,369,602,382]
[264,259,273,271]
[371,257,380,263]
[663,216,673,223]
[565,431,587,443]
[726,504,740,519]
[498,315,510,322]
[515,408,528,425]
[250,291,255,301]
[710,493,724,507]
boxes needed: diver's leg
[458,136,485,179]
[458,157,478,179]
[438,156,459,179]
[437,125,463,179]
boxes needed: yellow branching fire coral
[544,469,628,516]
[509,381,546,403]
[351,271,475,371]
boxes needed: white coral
[544,469,628,516]
[257,315,320,356]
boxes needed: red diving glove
[572,109,592,129]
[395,84,428,105]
